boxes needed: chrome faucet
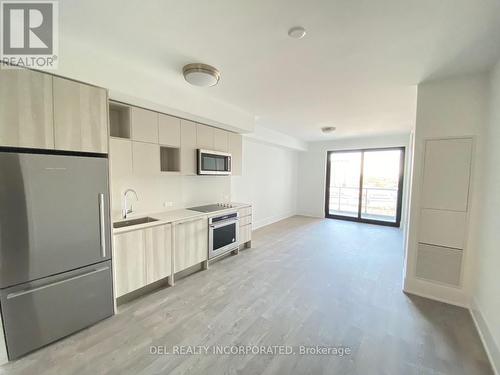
[122,189,139,219]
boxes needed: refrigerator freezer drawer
[0,261,114,360]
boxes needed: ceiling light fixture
[288,26,307,39]
[321,126,336,134]
[183,63,221,87]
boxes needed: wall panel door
[421,138,472,211]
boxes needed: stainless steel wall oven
[208,212,239,259]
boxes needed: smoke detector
[288,26,307,39]
[183,63,221,87]
[321,126,336,134]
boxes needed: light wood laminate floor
[0,216,493,375]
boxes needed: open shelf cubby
[160,146,181,172]
[109,102,131,139]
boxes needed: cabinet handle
[7,266,110,299]
[98,193,106,258]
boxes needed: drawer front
[0,261,114,359]
[239,206,252,218]
[240,223,252,244]
[239,215,252,226]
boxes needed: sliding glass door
[325,147,405,227]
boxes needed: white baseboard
[404,278,499,374]
[470,298,500,375]
[403,276,469,308]
[295,211,323,218]
[253,212,296,230]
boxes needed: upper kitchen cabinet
[53,77,108,153]
[130,107,158,143]
[109,102,131,139]
[180,120,197,175]
[0,68,54,149]
[132,141,160,175]
[109,138,133,179]
[228,132,243,175]
[196,123,214,150]
[214,129,228,152]
[158,114,181,147]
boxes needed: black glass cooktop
[188,203,234,213]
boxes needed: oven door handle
[210,219,239,229]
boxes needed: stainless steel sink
[113,217,158,229]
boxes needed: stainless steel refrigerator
[0,150,114,360]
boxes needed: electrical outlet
[164,201,174,208]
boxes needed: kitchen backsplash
[111,174,231,218]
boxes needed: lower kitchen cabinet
[113,224,172,298]
[174,218,208,273]
[145,225,172,284]
[238,205,252,247]
[113,230,146,297]
[240,224,252,244]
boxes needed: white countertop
[113,202,251,234]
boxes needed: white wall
[231,138,299,229]
[404,73,489,307]
[469,60,500,373]
[297,133,412,222]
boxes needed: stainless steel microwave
[197,149,232,175]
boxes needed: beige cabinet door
[228,133,243,175]
[239,224,252,244]
[132,141,160,175]
[0,67,54,149]
[174,218,208,273]
[114,230,146,297]
[53,77,108,153]
[214,129,228,152]
[158,114,180,147]
[145,225,172,284]
[109,138,133,179]
[196,123,214,150]
[181,120,197,175]
[131,107,158,143]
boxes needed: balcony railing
[328,186,398,220]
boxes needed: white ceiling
[61,0,500,141]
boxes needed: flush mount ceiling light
[288,26,307,39]
[321,126,336,134]
[183,63,220,87]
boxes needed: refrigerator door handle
[6,266,110,299]
[98,193,106,258]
